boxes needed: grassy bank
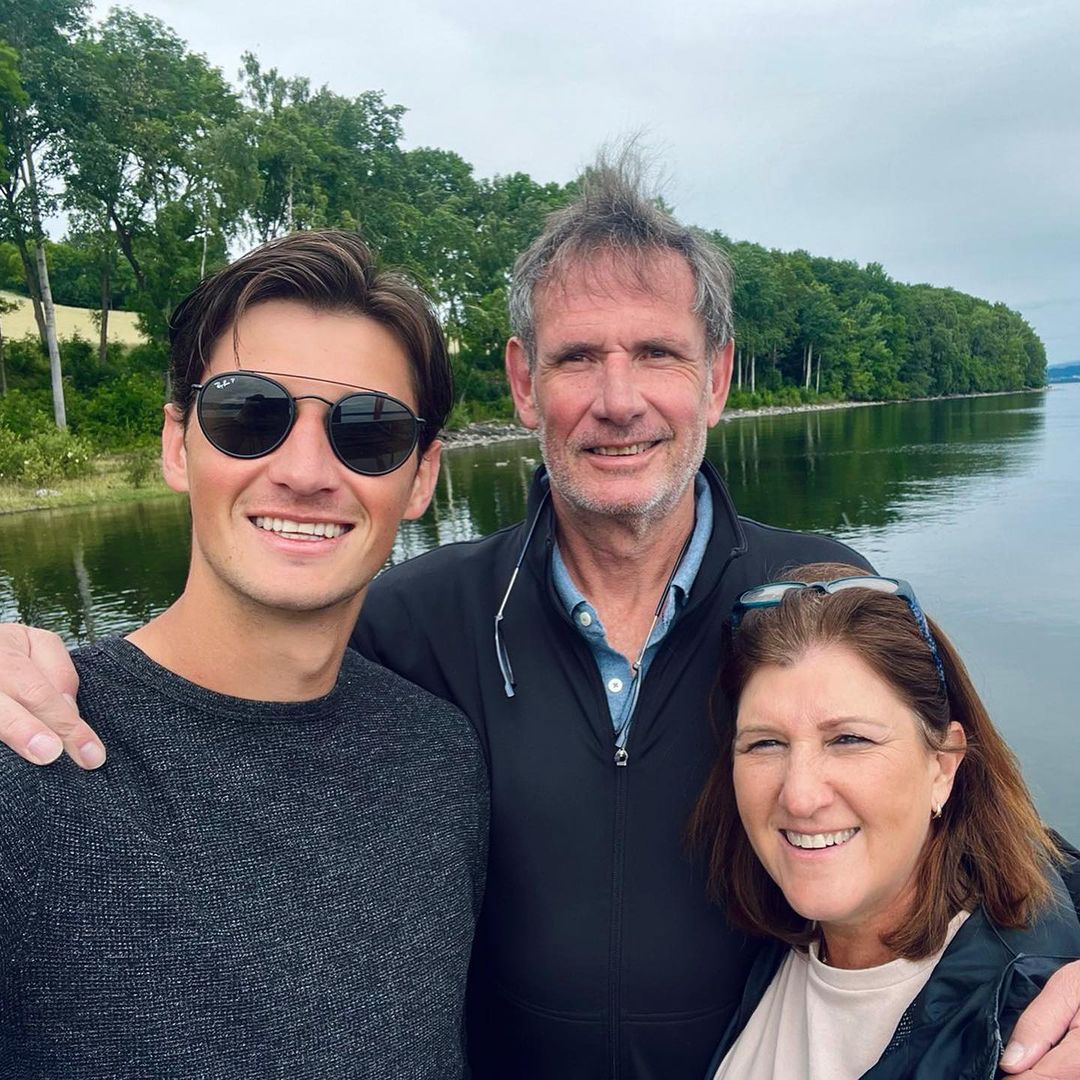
[0,453,175,515]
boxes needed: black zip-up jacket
[706,872,1080,1080]
[351,464,874,1080]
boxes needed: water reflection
[0,391,1049,645]
[0,498,190,643]
[711,395,1044,536]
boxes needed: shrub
[0,426,94,486]
[0,426,21,480]
[122,443,161,488]
[0,388,53,436]
[67,372,165,449]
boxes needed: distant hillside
[0,291,146,347]
[1048,363,1080,383]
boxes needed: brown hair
[167,229,452,453]
[687,561,1059,960]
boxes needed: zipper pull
[614,747,629,767]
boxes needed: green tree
[57,8,242,355]
[0,0,87,426]
[238,53,405,242]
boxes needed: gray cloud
[99,0,1080,362]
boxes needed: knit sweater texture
[0,637,488,1079]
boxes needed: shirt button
[577,611,593,627]
[608,677,624,693]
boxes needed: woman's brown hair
[687,562,1060,960]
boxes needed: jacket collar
[519,461,748,597]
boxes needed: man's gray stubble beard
[536,418,707,526]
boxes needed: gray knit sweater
[0,638,488,1079]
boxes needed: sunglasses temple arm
[494,566,522,698]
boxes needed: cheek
[537,377,594,422]
[733,760,772,829]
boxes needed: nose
[777,747,835,821]
[593,354,647,426]
[264,401,341,495]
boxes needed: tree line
[0,0,1047,451]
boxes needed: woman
[690,563,1080,1080]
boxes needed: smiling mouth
[252,516,352,541]
[782,827,860,850]
[586,441,660,457]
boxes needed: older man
[355,161,1080,1078]
[2,159,1079,1080]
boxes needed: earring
[932,803,943,819]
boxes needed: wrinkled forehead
[533,247,700,327]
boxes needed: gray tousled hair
[507,148,734,366]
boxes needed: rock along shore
[440,387,1047,451]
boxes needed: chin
[782,889,852,926]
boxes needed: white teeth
[253,516,346,540]
[591,442,653,456]
[783,828,859,850]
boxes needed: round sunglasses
[191,371,426,477]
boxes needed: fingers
[0,625,105,769]
[1001,960,1080,1074]
[1003,1033,1080,1078]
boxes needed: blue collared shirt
[552,474,713,731]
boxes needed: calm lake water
[2,384,1077,836]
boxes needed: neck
[819,925,898,970]
[127,587,361,702]
[552,484,696,661]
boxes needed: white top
[713,912,970,1080]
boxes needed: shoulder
[989,872,1080,958]
[735,517,874,577]
[352,522,525,680]
[0,749,44,832]
[337,650,484,761]
[0,746,46,938]
[880,897,1080,1077]
[70,638,150,702]
[69,639,169,743]
[369,522,522,601]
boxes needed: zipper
[608,747,630,1077]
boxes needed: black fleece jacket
[352,464,876,1080]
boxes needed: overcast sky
[95,0,1079,364]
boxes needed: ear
[707,339,735,426]
[402,439,442,521]
[505,336,540,430]
[161,404,190,494]
[931,721,967,813]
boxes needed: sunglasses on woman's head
[732,575,948,695]
[191,371,427,477]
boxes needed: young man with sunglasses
[0,232,486,1077]
[4,165,1080,1080]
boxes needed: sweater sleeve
[0,755,44,958]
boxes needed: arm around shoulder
[0,624,106,769]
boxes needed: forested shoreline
[0,0,1047,493]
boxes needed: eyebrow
[544,336,695,363]
[736,716,891,738]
